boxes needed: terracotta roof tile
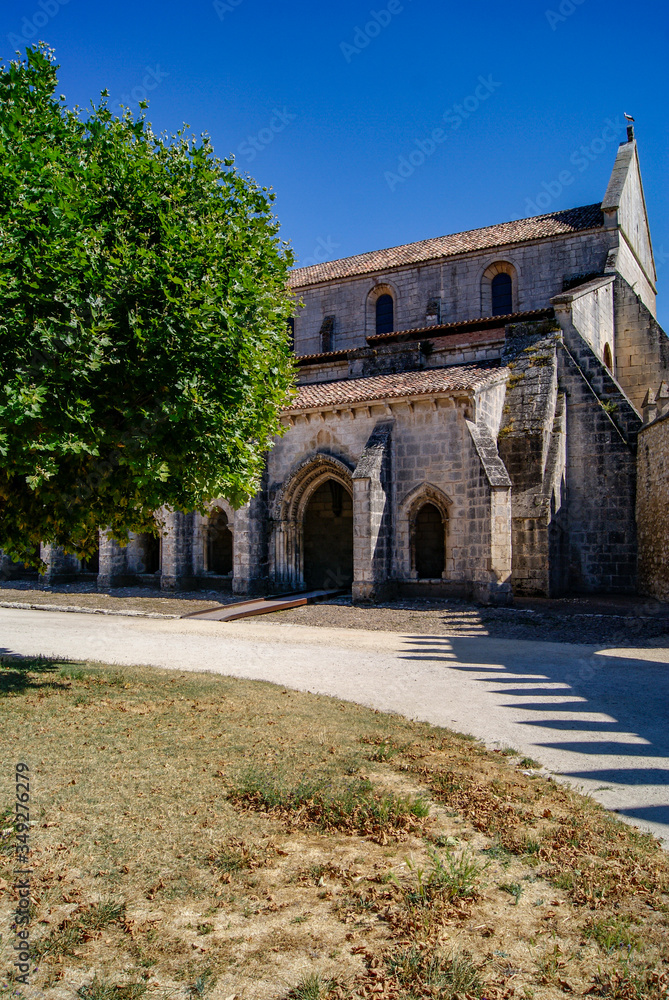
[284,364,506,412]
[289,205,604,288]
[366,309,554,344]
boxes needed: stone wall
[637,411,669,602]
[291,230,615,356]
[264,383,511,602]
[602,139,657,316]
[613,278,669,413]
[557,330,640,593]
[552,276,615,371]
[498,325,562,595]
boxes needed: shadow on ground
[399,634,669,832]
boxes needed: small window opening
[320,315,335,353]
[491,272,513,316]
[426,297,441,324]
[603,343,613,371]
[375,294,394,335]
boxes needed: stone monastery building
[8,131,669,602]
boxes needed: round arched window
[491,273,513,316]
[375,294,394,335]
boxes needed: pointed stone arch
[397,483,453,580]
[270,453,354,590]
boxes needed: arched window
[603,343,613,371]
[376,294,394,335]
[491,273,513,316]
[414,503,445,578]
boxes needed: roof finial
[624,113,635,141]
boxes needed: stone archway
[397,482,453,581]
[207,507,233,575]
[414,502,446,579]
[137,532,161,574]
[302,479,354,589]
[270,454,355,591]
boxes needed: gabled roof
[289,205,604,289]
[284,364,506,412]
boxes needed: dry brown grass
[1,654,668,1000]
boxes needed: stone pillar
[352,421,393,603]
[234,493,270,595]
[465,420,513,605]
[40,544,80,586]
[98,530,128,588]
[474,485,513,605]
[159,510,195,590]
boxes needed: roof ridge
[289,204,604,288]
[290,204,603,278]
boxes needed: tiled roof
[366,309,554,344]
[293,310,554,366]
[289,205,604,288]
[284,364,506,412]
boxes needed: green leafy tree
[0,45,296,567]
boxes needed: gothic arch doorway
[414,502,446,579]
[302,478,353,590]
[207,507,233,575]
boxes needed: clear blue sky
[3,0,668,328]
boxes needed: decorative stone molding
[269,453,354,590]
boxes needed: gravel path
[2,583,667,645]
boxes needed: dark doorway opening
[207,509,233,575]
[415,503,445,579]
[303,479,353,590]
[81,542,99,574]
[138,533,161,575]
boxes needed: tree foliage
[0,45,296,566]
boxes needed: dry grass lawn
[1,654,668,1000]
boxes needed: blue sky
[3,0,668,328]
